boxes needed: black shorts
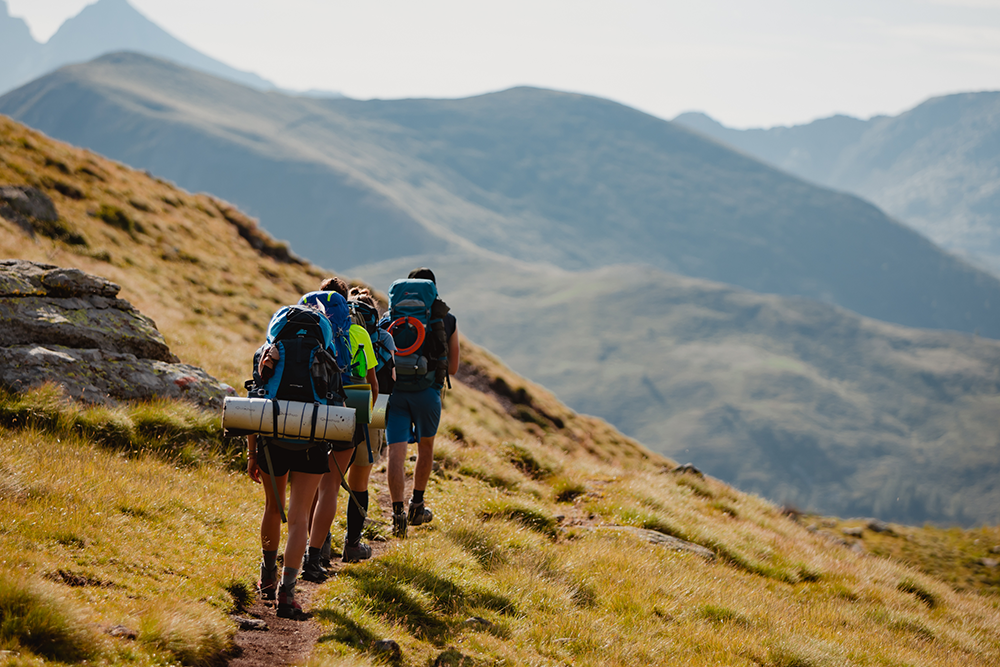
[256,438,330,476]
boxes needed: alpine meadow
[3,52,1000,525]
[2,104,1000,666]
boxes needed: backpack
[246,304,343,449]
[350,300,393,373]
[386,278,450,392]
[298,291,352,373]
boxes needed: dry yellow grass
[2,115,1000,666]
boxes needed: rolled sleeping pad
[343,384,372,424]
[223,397,356,440]
[370,392,389,430]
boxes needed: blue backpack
[298,291,352,373]
[248,305,343,448]
[386,278,450,392]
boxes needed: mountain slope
[675,92,1000,275]
[351,252,1000,526]
[2,115,1000,667]
[0,0,272,95]
[3,53,1000,341]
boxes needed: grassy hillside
[3,53,1000,340]
[2,114,1000,667]
[349,253,1000,526]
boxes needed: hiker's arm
[366,367,379,403]
[448,328,460,376]
[246,434,262,484]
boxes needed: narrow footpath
[228,465,397,667]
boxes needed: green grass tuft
[0,574,100,662]
[480,498,558,537]
[897,578,939,608]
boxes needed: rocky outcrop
[0,186,58,236]
[0,259,233,407]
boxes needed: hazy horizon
[8,0,1000,129]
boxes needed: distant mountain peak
[0,0,274,95]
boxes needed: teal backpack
[386,278,450,391]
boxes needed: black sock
[263,549,278,572]
[393,501,404,515]
[307,546,322,563]
[347,491,369,545]
[411,489,425,505]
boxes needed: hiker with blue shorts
[384,268,460,538]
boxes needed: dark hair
[348,286,378,309]
[319,276,349,298]
[408,267,435,283]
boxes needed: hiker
[246,300,345,619]
[247,433,326,618]
[384,267,460,538]
[297,278,379,581]
[338,286,395,562]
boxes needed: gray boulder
[0,259,233,407]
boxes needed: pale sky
[8,0,1000,128]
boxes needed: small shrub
[677,475,715,498]
[224,580,253,613]
[481,499,558,537]
[502,442,554,480]
[699,604,750,626]
[552,475,586,503]
[897,578,939,608]
[95,204,144,234]
[0,576,100,662]
[139,603,234,667]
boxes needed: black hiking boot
[257,563,277,601]
[343,538,373,563]
[276,583,306,620]
[319,531,333,569]
[301,554,328,583]
[407,501,433,527]
[392,509,407,539]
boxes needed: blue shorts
[385,386,442,445]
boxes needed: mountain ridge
[4,53,1000,341]
[674,91,1000,275]
[0,0,273,95]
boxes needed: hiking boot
[407,501,433,527]
[343,539,372,563]
[257,563,277,601]
[276,583,305,620]
[392,510,407,539]
[301,555,328,583]
[319,531,333,569]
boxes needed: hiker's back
[386,278,450,392]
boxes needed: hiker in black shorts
[247,433,328,618]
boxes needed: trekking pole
[330,449,368,522]
[262,443,288,524]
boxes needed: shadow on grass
[339,558,517,646]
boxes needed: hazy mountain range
[3,52,1000,524]
[675,94,1000,276]
[3,53,999,340]
[0,0,273,95]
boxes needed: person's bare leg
[283,471,322,574]
[261,473,287,552]
[412,436,436,493]
[310,448,356,549]
[387,441,408,503]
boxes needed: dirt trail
[229,465,397,667]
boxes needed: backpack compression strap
[388,316,426,356]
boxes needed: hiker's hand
[248,457,262,484]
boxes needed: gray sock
[281,566,298,587]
